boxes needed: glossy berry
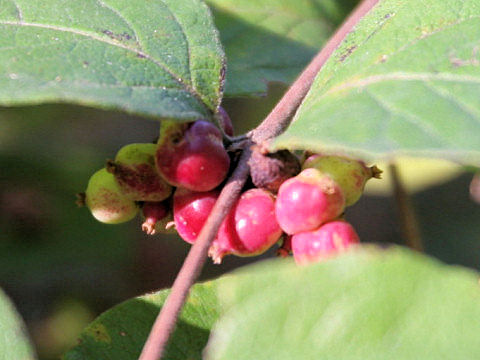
[275,168,345,234]
[173,188,219,244]
[141,201,172,235]
[106,143,172,202]
[303,154,381,206]
[156,120,230,192]
[84,168,138,224]
[291,220,359,265]
[209,189,282,264]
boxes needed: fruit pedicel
[78,108,381,265]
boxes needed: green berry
[303,155,381,206]
[85,168,139,224]
[107,143,172,202]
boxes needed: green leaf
[0,0,224,120]
[0,288,36,359]
[206,247,480,360]
[206,0,357,96]
[272,0,480,166]
[64,281,220,360]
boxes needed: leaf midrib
[0,19,206,107]
[320,71,480,97]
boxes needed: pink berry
[141,201,171,235]
[173,188,219,244]
[155,120,230,192]
[292,220,360,265]
[275,168,345,234]
[209,189,282,263]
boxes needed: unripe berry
[155,120,230,192]
[303,154,381,206]
[141,201,172,235]
[84,168,139,224]
[209,189,282,264]
[106,143,172,202]
[173,188,220,244]
[291,220,359,265]
[275,168,345,234]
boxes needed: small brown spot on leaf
[339,45,357,62]
[85,323,111,343]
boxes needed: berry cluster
[276,155,381,264]
[78,109,381,265]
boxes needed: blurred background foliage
[1,83,479,360]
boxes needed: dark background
[1,83,479,360]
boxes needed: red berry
[155,120,230,192]
[173,188,219,244]
[291,220,359,265]
[141,201,171,235]
[275,168,345,234]
[209,189,282,263]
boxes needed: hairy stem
[389,164,424,252]
[139,0,381,359]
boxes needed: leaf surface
[207,0,358,96]
[0,0,224,119]
[64,281,219,360]
[206,247,480,360]
[0,288,36,360]
[272,0,480,166]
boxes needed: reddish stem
[139,0,381,359]
[139,145,252,360]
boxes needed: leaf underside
[272,0,480,166]
[0,0,224,120]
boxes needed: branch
[139,0,381,359]
[139,145,252,360]
[389,164,424,252]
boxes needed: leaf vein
[12,0,22,21]
[366,89,451,147]
[325,72,480,95]
[96,0,140,43]
[0,20,205,107]
[159,0,192,86]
